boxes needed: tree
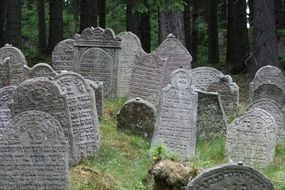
[184,0,191,52]
[126,0,140,36]
[139,0,151,52]
[191,0,198,63]
[80,0,98,32]
[0,0,5,47]
[275,0,285,29]
[38,0,47,53]
[98,0,106,28]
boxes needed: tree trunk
[126,0,140,36]
[80,0,98,32]
[191,0,198,64]
[207,0,219,65]
[48,0,63,53]
[275,0,285,29]
[5,0,21,48]
[184,0,191,52]
[139,0,151,52]
[248,0,253,27]
[98,0,106,28]
[0,0,5,47]
[38,0,47,53]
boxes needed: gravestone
[0,86,16,129]
[0,44,27,65]
[52,39,74,71]
[248,99,285,140]
[225,108,277,167]
[117,97,156,139]
[129,52,165,105]
[154,34,192,87]
[88,79,103,119]
[9,77,77,165]
[152,68,198,157]
[23,65,31,80]
[54,72,100,161]
[186,163,275,190]
[0,57,24,88]
[0,110,68,189]
[196,90,227,139]
[30,63,58,78]
[116,32,143,97]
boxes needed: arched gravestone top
[152,68,198,158]
[117,97,156,139]
[0,110,68,189]
[225,108,277,167]
[116,32,144,97]
[30,63,58,78]
[247,99,285,140]
[0,85,16,109]
[52,39,74,71]
[0,44,27,65]
[186,163,275,190]
[251,83,285,105]
[154,34,192,87]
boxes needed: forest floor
[68,74,285,190]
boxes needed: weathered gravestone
[196,90,227,139]
[87,79,103,119]
[249,65,285,105]
[23,65,31,80]
[30,63,58,78]
[0,86,16,129]
[54,72,100,161]
[0,57,24,88]
[154,34,192,88]
[116,32,143,97]
[0,110,68,189]
[0,44,27,65]
[9,77,77,165]
[186,163,275,190]
[248,99,285,140]
[52,39,74,71]
[152,69,198,157]
[117,97,156,139]
[129,52,165,105]
[225,108,277,167]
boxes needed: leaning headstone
[116,32,143,97]
[88,79,103,119]
[30,63,58,78]
[196,90,227,139]
[54,72,100,161]
[248,99,285,140]
[0,110,68,189]
[225,108,277,167]
[152,69,198,157]
[52,39,75,71]
[0,44,27,65]
[0,86,16,129]
[154,34,192,87]
[186,163,275,190]
[117,97,156,139]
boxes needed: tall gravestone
[187,163,275,190]
[54,72,100,162]
[154,34,192,87]
[225,108,277,167]
[0,111,68,189]
[117,97,156,139]
[30,63,58,78]
[129,52,165,105]
[52,39,74,71]
[88,79,103,119]
[0,86,16,129]
[116,32,143,97]
[9,77,77,165]
[152,69,198,157]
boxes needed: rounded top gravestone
[52,39,74,71]
[0,44,27,65]
[30,63,58,78]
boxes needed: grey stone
[117,97,156,139]
[116,32,143,97]
[0,86,16,129]
[0,110,68,189]
[54,72,100,161]
[52,39,74,71]
[0,44,27,65]
[225,108,277,167]
[187,163,275,190]
[152,68,198,158]
[23,65,31,80]
[87,79,103,119]
[30,63,58,78]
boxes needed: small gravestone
[154,34,192,87]
[52,39,74,71]
[187,163,275,190]
[88,79,103,119]
[248,99,285,140]
[116,32,143,97]
[129,52,165,105]
[117,97,156,139]
[0,44,27,65]
[54,72,100,161]
[225,108,277,167]
[0,86,16,129]
[196,90,227,139]
[0,57,24,87]
[152,68,198,157]
[0,110,68,189]
[30,63,58,78]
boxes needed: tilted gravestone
[196,90,227,139]
[152,68,198,158]
[87,79,103,119]
[30,63,58,78]
[116,32,143,97]
[129,52,165,105]
[0,86,16,129]
[117,97,156,139]
[249,65,285,105]
[9,77,77,165]
[52,39,75,71]
[154,34,192,88]
[0,111,68,189]
[186,163,275,190]
[225,108,277,167]
[248,99,285,140]
[54,72,100,161]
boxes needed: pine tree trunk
[191,0,198,64]
[126,0,140,36]
[184,0,191,52]
[0,0,5,47]
[80,0,98,32]
[38,0,47,53]
[98,0,106,28]
[275,0,285,29]
[139,0,151,52]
